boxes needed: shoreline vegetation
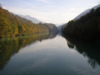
[0,6,58,38]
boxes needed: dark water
[0,33,100,75]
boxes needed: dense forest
[0,6,58,38]
[62,6,100,41]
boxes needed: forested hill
[62,6,100,41]
[0,6,58,38]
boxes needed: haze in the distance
[0,0,99,25]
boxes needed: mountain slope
[0,7,49,38]
[74,4,100,20]
[62,5,100,41]
[74,9,90,20]
[19,15,43,24]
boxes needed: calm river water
[0,33,100,75]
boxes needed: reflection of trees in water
[64,36,100,69]
[0,32,57,71]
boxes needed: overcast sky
[0,0,100,25]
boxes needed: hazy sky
[0,0,100,25]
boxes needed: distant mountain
[58,24,67,35]
[62,4,100,41]
[43,23,58,36]
[74,4,100,20]
[19,15,43,24]
[74,9,90,20]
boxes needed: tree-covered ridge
[62,6,100,41]
[0,7,50,38]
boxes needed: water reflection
[64,36,100,68]
[0,32,57,71]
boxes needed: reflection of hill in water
[64,36,100,69]
[0,32,57,71]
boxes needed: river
[0,33,100,75]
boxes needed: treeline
[0,7,49,38]
[62,6,100,41]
